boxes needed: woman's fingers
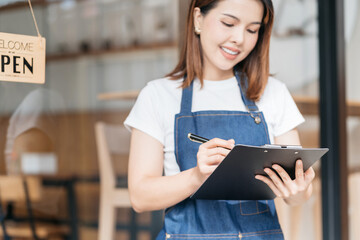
[201,138,235,150]
[295,160,304,180]
[196,138,235,177]
[206,147,231,157]
[205,155,226,165]
[198,147,231,166]
[255,175,283,197]
[259,161,315,201]
[197,138,234,164]
[304,166,315,184]
[272,164,298,195]
[272,164,292,183]
[263,168,290,197]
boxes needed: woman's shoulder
[266,76,287,89]
[142,76,184,95]
[262,76,288,96]
[136,76,183,107]
[144,76,183,88]
[259,76,292,105]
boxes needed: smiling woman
[125,0,309,239]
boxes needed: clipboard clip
[262,144,303,149]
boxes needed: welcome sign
[0,32,46,84]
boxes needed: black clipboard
[190,144,328,200]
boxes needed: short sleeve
[272,82,305,137]
[124,83,164,145]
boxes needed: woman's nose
[231,29,245,45]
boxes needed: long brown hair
[166,0,274,101]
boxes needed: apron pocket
[239,200,269,215]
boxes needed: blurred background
[0,0,359,239]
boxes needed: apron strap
[235,72,259,112]
[180,75,193,113]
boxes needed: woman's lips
[220,46,240,60]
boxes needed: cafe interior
[0,0,359,239]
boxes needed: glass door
[0,0,178,239]
[345,0,360,239]
[271,0,322,239]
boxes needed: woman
[124,0,315,239]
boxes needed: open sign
[0,32,46,84]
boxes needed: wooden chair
[95,122,132,240]
[0,176,69,239]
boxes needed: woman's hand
[194,138,235,183]
[255,159,315,206]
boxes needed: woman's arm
[273,128,301,146]
[255,129,315,206]
[128,128,234,212]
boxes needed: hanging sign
[0,0,46,84]
[0,32,46,84]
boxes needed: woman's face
[194,0,264,80]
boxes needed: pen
[187,133,233,150]
[187,133,210,144]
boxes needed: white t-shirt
[124,76,305,176]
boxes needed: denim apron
[156,72,284,239]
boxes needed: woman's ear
[193,7,203,33]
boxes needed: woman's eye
[247,29,258,34]
[221,21,234,27]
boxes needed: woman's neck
[202,67,234,81]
